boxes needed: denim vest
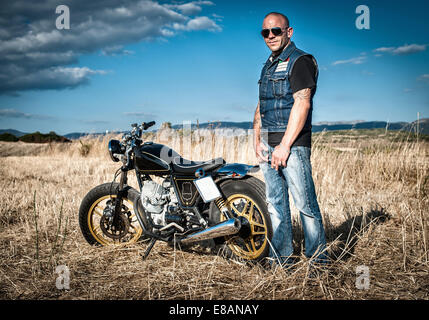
[258,42,318,132]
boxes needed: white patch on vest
[275,60,289,72]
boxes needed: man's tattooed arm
[279,87,312,149]
[292,87,312,102]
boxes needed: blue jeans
[260,142,328,266]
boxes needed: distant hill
[313,121,410,132]
[19,131,71,143]
[0,129,28,137]
[404,118,429,135]
[64,132,122,139]
[2,119,428,140]
[171,119,428,134]
[0,133,19,142]
[0,129,103,140]
[57,118,429,139]
[64,132,96,140]
[0,131,71,143]
[314,119,428,134]
[171,121,253,130]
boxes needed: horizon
[2,118,427,136]
[0,0,428,135]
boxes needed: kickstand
[142,238,157,261]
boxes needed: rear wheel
[210,176,272,262]
[79,183,143,246]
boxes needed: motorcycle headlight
[108,139,122,162]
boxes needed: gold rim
[87,195,142,246]
[221,194,268,260]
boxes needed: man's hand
[271,144,290,170]
[255,140,269,163]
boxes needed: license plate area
[193,176,221,203]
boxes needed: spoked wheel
[79,183,143,246]
[210,177,272,263]
[222,194,269,260]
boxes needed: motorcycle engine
[141,181,167,212]
[140,181,169,225]
[140,180,198,230]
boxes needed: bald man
[253,12,328,269]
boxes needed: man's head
[262,12,293,54]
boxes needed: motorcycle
[78,121,272,262]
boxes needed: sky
[0,0,428,135]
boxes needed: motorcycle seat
[172,156,225,174]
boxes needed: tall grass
[0,128,427,299]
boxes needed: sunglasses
[261,27,288,38]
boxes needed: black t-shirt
[268,55,317,148]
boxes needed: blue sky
[0,0,428,135]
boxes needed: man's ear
[287,27,294,38]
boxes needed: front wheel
[209,176,272,262]
[79,183,143,246]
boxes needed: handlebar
[118,121,156,166]
[127,121,156,138]
[122,120,156,144]
[142,121,155,130]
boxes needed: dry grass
[0,129,428,300]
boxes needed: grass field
[0,128,428,299]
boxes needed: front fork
[112,167,128,227]
[113,165,159,261]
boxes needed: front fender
[213,163,260,178]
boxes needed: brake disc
[100,208,131,240]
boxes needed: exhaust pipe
[180,218,241,244]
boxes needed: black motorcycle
[79,121,272,262]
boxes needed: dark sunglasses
[261,27,287,38]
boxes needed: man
[253,12,328,267]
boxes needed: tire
[209,176,272,263]
[79,182,143,246]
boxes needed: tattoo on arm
[253,103,261,129]
[293,88,311,102]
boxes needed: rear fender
[213,163,260,179]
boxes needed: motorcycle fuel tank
[134,142,178,174]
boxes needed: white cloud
[187,16,221,31]
[417,74,429,83]
[166,1,214,15]
[81,119,111,124]
[123,111,158,118]
[373,46,396,53]
[392,44,426,55]
[57,67,108,79]
[373,43,427,56]
[173,16,222,32]
[101,45,135,56]
[0,108,53,120]
[332,55,367,66]
[0,66,108,93]
[0,0,221,95]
